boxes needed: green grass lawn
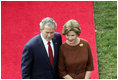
[93,1,117,79]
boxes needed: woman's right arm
[58,47,73,79]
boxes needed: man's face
[41,25,55,41]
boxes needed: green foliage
[93,1,117,79]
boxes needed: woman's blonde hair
[62,19,81,36]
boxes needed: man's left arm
[21,45,32,79]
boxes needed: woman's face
[65,31,78,44]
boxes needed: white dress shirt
[41,33,54,57]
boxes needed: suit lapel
[38,34,58,68]
[38,35,52,67]
[52,37,58,68]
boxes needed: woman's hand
[84,71,91,79]
[63,74,73,79]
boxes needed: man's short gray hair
[40,17,57,30]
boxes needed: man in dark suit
[21,17,62,79]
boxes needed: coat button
[74,70,79,75]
